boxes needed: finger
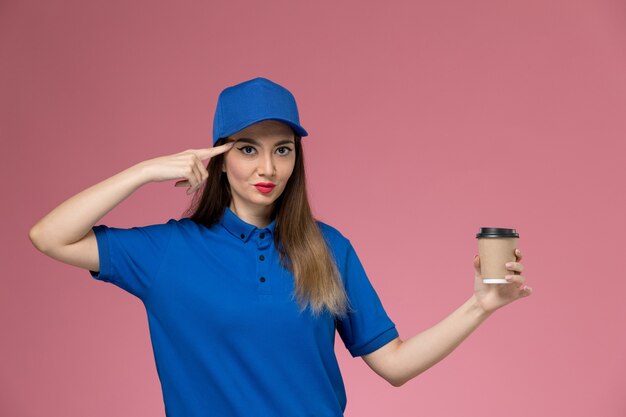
[187,183,200,195]
[506,262,524,273]
[188,163,203,194]
[191,162,202,188]
[520,284,533,296]
[188,167,207,194]
[515,248,522,260]
[195,157,209,184]
[504,274,525,284]
[181,164,200,195]
[194,142,235,160]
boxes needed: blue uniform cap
[212,77,309,145]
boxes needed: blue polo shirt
[89,206,399,417]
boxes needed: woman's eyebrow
[235,138,295,146]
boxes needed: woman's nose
[258,153,276,176]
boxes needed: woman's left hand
[473,248,532,314]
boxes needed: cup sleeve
[335,241,399,357]
[88,220,175,300]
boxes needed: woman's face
[222,120,296,213]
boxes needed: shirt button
[240,233,245,239]
[259,255,265,261]
[259,277,266,282]
[260,232,265,239]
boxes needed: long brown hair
[182,134,353,320]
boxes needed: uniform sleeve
[88,219,175,300]
[336,241,399,357]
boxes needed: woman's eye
[238,146,256,155]
[277,146,292,156]
[237,146,292,156]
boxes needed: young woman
[29,77,531,417]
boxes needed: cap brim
[221,116,308,139]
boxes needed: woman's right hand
[140,142,235,195]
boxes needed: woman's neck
[229,202,273,229]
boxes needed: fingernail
[505,275,513,281]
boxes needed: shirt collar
[219,206,277,242]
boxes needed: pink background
[3,0,625,416]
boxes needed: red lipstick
[254,182,275,193]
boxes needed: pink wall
[3,0,625,415]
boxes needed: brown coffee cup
[476,227,519,284]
